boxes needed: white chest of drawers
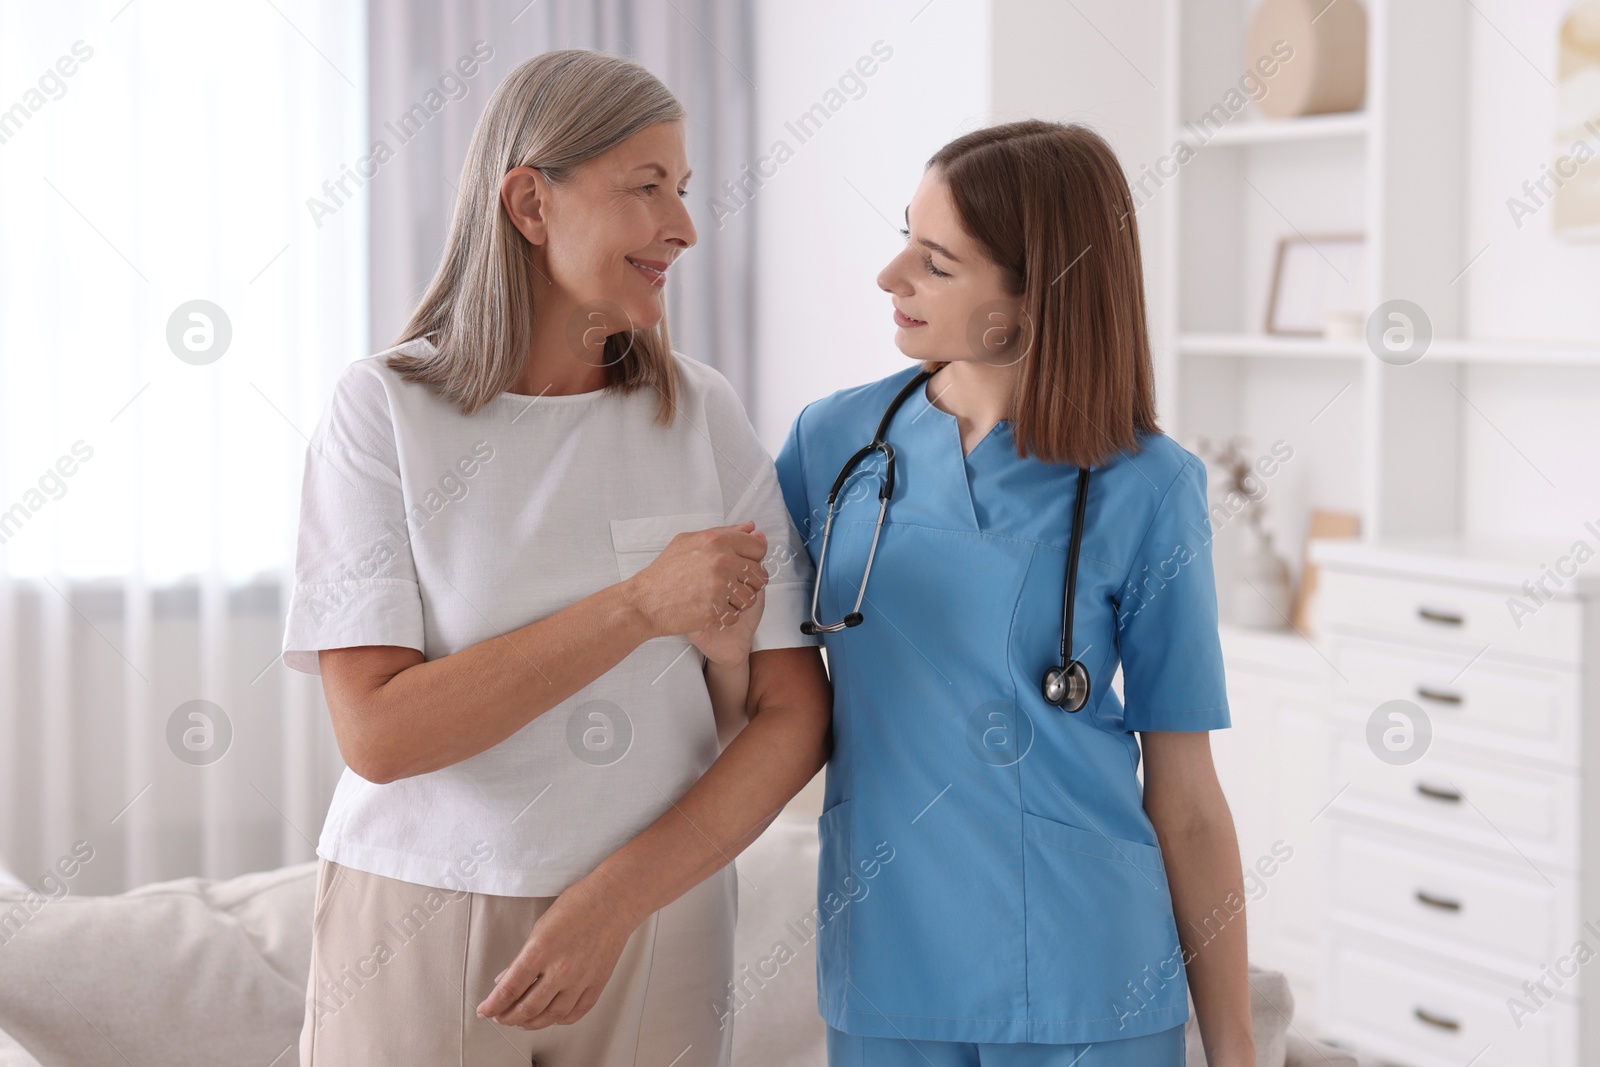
[1210,621,1332,1027]
[1306,538,1600,1067]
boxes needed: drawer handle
[1415,782,1462,803]
[1415,686,1463,705]
[1417,606,1465,626]
[1413,1006,1461,1032]
[1414,890,1462,912]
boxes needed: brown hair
[387,49,682,422]
[923,120,1160,466]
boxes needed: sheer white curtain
[0,0,366,893]
[0,0,756,897]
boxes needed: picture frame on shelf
[1264,232,1366,336]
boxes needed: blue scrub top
[773,365,1232,1046]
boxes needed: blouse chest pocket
[609,512,726,582]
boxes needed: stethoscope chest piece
[1041,659,1090,713]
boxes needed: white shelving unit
[1161,0,1600,553]
[1178,110,1371,148]
[1158,6,1600,1064]
[1160,0,1479,552]
[1181,332,1600,366]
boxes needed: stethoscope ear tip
[843,612,864,627]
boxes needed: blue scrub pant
[825,1022,1185,1066]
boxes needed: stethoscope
[800,368,1094,713]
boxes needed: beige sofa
[0,816,1367,1066]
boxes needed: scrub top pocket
[815,797,855,1012]
[609,512,726,582]
[1020,811,1190,1040]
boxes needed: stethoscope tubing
[801,368,1092,712]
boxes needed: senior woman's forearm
[580,645,831,928]
[323,580,657,784]
[326,522,773,784]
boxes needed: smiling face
[876,166,1026,366]
[503,120,696,335]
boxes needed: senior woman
[282,50,829,1066]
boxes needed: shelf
[1179,333,1367,360]
[1426,339,1600,367]
[1180,333,1600,367]
[1307,535,1600,598]
[1178,111,1369,148]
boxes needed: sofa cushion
[0,829,1365,1067]
[1183,966,1372,1066]
[730,815,827,1066]
[1285,1031,1361,1067]
[0,1025,42,1067]
[1185,963,1291,1066]
[0,861,316,1067]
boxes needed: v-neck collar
[883,367,1101,541]
[898,371,998,531]
[911,371,1009,459]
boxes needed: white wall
[988,0,1172,399]
[749,0,991,451]
[1459,0,1600,543]
[1466,0,1600,343]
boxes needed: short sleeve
[703,374,821,653]
[1114,456,1231,732]
[773,405,815,550]
[280,365,425,675]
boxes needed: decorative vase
[1246,0,1368,118]
[1232,527,1293,629]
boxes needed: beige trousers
[298,857,738,1067]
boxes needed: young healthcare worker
[774,121,1257,1066]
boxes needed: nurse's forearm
[581,645,831,928]
[1155,802,1256,1063]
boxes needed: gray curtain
[366,0,758,401]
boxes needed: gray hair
[388,49,684,422]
